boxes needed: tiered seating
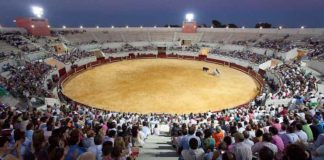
[200,32,230,43]
[122,31,149,42]
[92,31,123,42]
[150,31,175,42]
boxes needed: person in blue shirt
[65,129,86,160]
[180,125,201,150]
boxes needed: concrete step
[138,132,178,160]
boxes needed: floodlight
[96,26,99,29]
[301,26,305,29]
[13,20,16,23]
[259,26,263,29]
[31,6,44,18]
[80,25,83,29]
[47,25,51,28]
[226,26,229,29]
[31,25,35,28]
[185,13,194,22]
[62,25,66,29]
[111,25,114,28]
[126,25,129,28]
[279,26,282,30]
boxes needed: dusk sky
[1,0,324,28]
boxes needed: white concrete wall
[306,60,324,74]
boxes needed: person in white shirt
[231,132,253,160]
[139,126,147,141]
[153,124,160,136]
[181,138,205,160]
[243,131,254,147]
[87,134,103,160]
[142,121,151,138]
[104,130,116,145]
[252,133,278,156]
[295,123,308,143]
[237,122,245,133]
[286,125,300,144]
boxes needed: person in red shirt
[212,126,224,148]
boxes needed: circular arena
[62,58,260,114]
[1,2,324,160]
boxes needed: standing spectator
[153,124,160,136]
[88,134,103,160]
[295,123,308,143]
[0,136,18,160]
[252,133,278,156]
[286,125,300,144]
[203,129,215,152]
[243,131,254,147]
[65,129,86,160]
[259,147,274,160]
[181,138,204,160]
[180,125,201,150]
[212,126,224,148]
[102,141,113,160]
[230,132,253,160]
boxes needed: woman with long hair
[32,129,48,160]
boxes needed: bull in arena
[203,67,209,72]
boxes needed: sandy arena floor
[62,59,260,114]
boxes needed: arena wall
[306,60,324,75]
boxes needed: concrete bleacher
[138,132,178,160]
[150,31,175,42]
[0,41,20,53]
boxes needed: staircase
[138,132,178,160]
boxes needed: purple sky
[1,0,324,28]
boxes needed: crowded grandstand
[0,3,324,160]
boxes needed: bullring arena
[62,58,260,114]
[1,4,324,160]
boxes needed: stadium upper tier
[51,28,324,44]
[2,27,324,44]
[0,27,324,45]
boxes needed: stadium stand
[0,27,323,160]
